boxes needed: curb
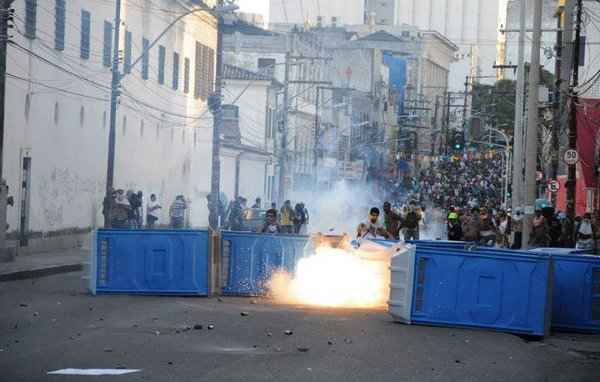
[0,263,83,282]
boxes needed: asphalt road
[1,271,599,382]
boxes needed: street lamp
[103,1,237,228]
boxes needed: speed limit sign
[563,149,579,165]
[548,180,560,193]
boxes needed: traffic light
[453,131,464,151]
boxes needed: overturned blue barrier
[528,248,600,333]
[387,240,600,333]
[220,231,309,296]
[385,240,553,336]
[90,229,210,296]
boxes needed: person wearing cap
[447,211,462,241]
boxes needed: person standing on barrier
[169,195,187,229]
[111,190,131,229]
[462,207,480,243]
[280,200,295,234]
[261,209,281,234]
[357,207,391,240]
[447,211,462,241]
[383,201,402,240]
[146,194,161,228]
[403,204,421,241]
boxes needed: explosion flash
[268,239,399,309]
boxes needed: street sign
[548,180,560,193]
[563,149,579,165]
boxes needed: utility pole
[551,4,564,207]
[0,0,13,259]
[462,76,469,144]
[103,0,122,228]
[566,0,583,233]
[430,95,440,165]
[445,92,451,155]
[512,0,527,211]
[522,0,543,249]
[278,51,290,205]
[313,86,320,190]
[208,1,224,229]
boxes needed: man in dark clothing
[447,211,462,241]
[462,207,481,242]
[403,206,421,241]
[383,201,402,240]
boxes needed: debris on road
[250,300,257,304]
[207,324,215,330]
[103,348,113,353]
[19,303,28,307]
[193,324,203,330]
[217,297,224,302]
[284,330,293,336]
[266,332,273,337]
[344,338,352,344]
[297,346,310,352]
[327,340,334,345]
[240,312,249,317]
[154,331,160,336]
[33,312,39,317]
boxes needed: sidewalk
[0,247,87,282]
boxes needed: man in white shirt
[357,207,391,240]
[146,194,161,228]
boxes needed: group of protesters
[444,205,598,251]
[259,200,310,235]
[103,190,188,229]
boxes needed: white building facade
[5,0,218,237]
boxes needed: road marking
[47,369,141,376]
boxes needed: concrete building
[268,0,365,28]
[394,0,502,90]
[221,64,280,205]
[502,0,558,80]
[5,0,218,240]
[223,18,330,198]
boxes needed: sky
[236,0,269,21]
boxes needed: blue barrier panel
[410,247,552,336]
[411,245,599,333]
[220,231,309,296]
[90,229,210,296]
[527,249,600,333]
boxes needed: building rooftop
[222,18,278,36]
[223,64,273,82]
[356,30,404,43]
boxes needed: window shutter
[142,38,150,80]
[25,0,37,39]
[158,45,166,85]
[80,10,91,59]
[184,57,190,94]
[103,21,112,67]
[172,52,180,90]
[54,0,65,50]
[124,31,132,74]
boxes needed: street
[1,271,599,382]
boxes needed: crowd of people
[103,189,188,229]
[444,205,598,251]
[356,201,426,241]
[419,155,505,210]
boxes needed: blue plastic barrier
[410,247,553,336]
[220,231,309,296]
[527,248,600,332]
[90,229,210,296]
[385,240,597,333]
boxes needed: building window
[158,45,166,85]
[80,10,91,59]
[54,0,65,50]
[124,31,132,74]
[258,58,276,76]
[80,106,85,127]
[54,102,60,125]
[141,38,150,80]
[172,52,180,90]
[183,57,190,94]
[25,0,37,39]
[103,21,112,67]
[194,42,215,100]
